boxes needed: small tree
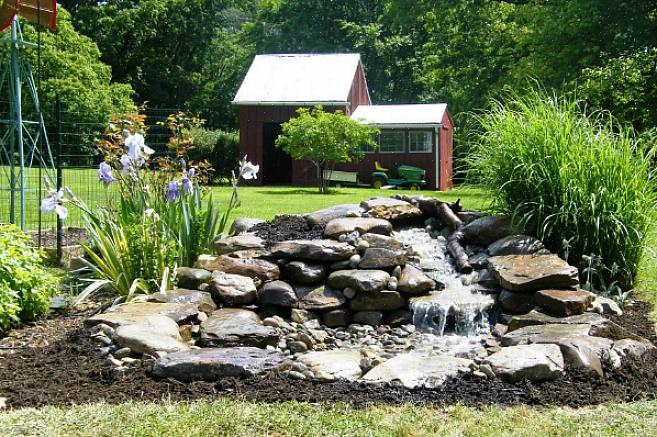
[276,107,379,193]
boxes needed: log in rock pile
[84,196,655,388]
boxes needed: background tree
[276,107,378,194]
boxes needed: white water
[393,228,495,338]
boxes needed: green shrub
[0,225,55,333]
[188,127,240,181]
[468,89,657,291]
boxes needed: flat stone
[85,313,181,338]
[282,261,326,285]
[588,295,623,316]
[508,310,606,331]
[324,217,392,238]
[197,255,280,281]
[153,347,285,382]
[114,325,190,356]
[295,284,347,311]
[229,218,264,235]
[501,323,592,346]
[484,344,564,382]
[209,271,257,305]
[613,339,654,359]
[468,252,490,270]
[549,335,613,376]
[462,216,516,246]
[352,311,384,325]
[176,267,212,289]
[214,234,266,255]
[306,204,364,226]
[535,289,595,317]
[488,254,579,292]
[398,266,435,295]
[270,239,356,262]
[360,198,422,222]
[103,302,200,325]
[256,280,298,307]
[298,350,363,380]
[327,270,390,293]
[290,309,319,324]
[498,289,535,314]
[148,289,217,314]
[487,235,547,257]
[322,309,350,327]
[360,233,404,250]
[358,248,407,269]
[200,308,279,348]
[349,290,406,311]
[362,353,473,388]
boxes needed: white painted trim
[367,123,442,129]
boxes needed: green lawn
[1,184,657,436]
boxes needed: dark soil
[28,227,89,248]
[253,215,325,246]
[1,303,657,409]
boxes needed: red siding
[346,62,371,114]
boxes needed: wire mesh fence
[0,102,179,251]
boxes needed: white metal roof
[233,54,362,105]
[351,104,448,127]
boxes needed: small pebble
[343,287,356,299]
[113,347,132,359]
[286,370,307,380]
[349,254,361,268]
[263,317,281,328]
[197,312,209,323]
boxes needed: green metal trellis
[0,16,55,230]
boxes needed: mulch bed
[253,215,325,246]
[1,302,657,409]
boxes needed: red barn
[233,53,453,190]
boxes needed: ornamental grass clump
[468,89,657,292]
[42,111,258,302]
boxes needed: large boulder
[209,271,257,305]
[282,261,326,285]
[295,284,347,311]
[535,289,595,317]
[322,309,351,327]
[487,235,547,256]
[175,267,212,290]
[306,204,363,226]
[488,254,579,292]
[360,198,422,222]
[153,347,286,382]
[229,218,264,235]
[214,234,267,256]
[256,280,298,308]
[360,233,405,250]
[114,324,190,356]
[199,308,279,348]
[327,269,390,293]
[362,353,473,389]
[298,350,363,380]
[548,335,613,377]
[102,302,200,325]
[358,248,407,269]
[501,323,592,347]
[147,289,217,314]
[196,255,280,282]
[352,311,384,325]
[462,216,516,246]
[324,217,392,238]
[397,266,435,295]
[484,344,564,382]
[349,290,406,311]
[270,239,356,262]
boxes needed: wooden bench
[323,170,359,187]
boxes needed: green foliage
[9,8,135,154]
[468,89,657,291]
[188,127,240,181]
[0,225,55,333]
[276,107,378,194]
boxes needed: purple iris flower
[166,181,181,202]
[181,168,195,194]
[97,162,115,185]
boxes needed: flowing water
[393,227,496,356]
